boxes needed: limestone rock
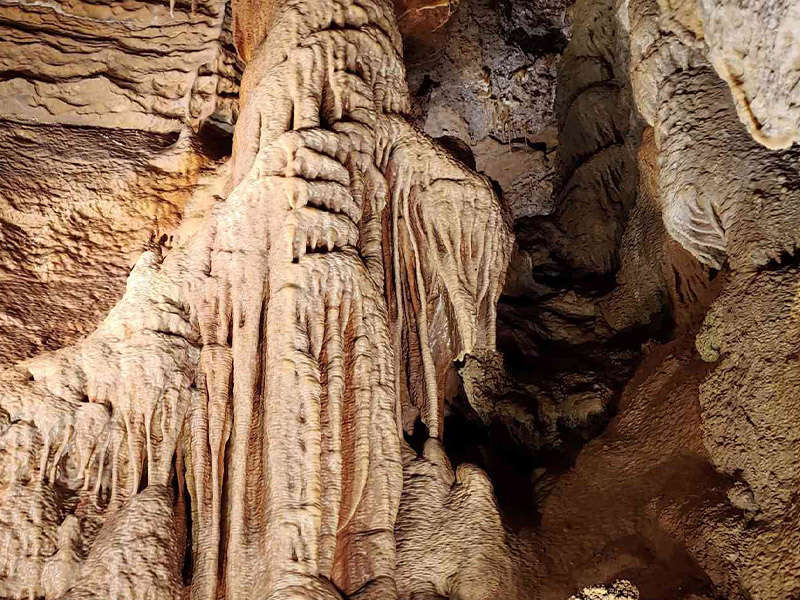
[396,440,519,600]
[0,123,230,368]
[0,0,241,369]
[696,0,800,149]
[0,0,241,133]
[57,486,183,600]
[406,0,568,145]
[1,0,800,598]
[0,1,513,599]
[628,0,800,270]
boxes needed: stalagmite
[0,0,512,597]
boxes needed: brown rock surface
[0,0,240,133]
[0,123,229,367]
[529,314,731,600]
[1,0,800,598]
[0,0,240,367]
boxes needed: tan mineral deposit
[0,0,798,598]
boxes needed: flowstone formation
[4,0,800,595]
[0,0,512,598]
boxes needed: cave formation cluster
[0,0,799,598]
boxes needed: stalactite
[0,0,512,598]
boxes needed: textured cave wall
[403,0,565,221]
[403,0,800,596]
[0,0,241,367]
[401,0,714,516]
[623,0,800,594]
[0,0,800,597]
[512,0,800,596]
[0,0,240,132]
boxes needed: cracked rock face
[1,0,800,598]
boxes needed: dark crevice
[760,249,800,272]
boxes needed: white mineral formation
[628,0,800,270]
[567,581,640,600]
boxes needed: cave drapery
[0,0,513,598]
[1,0,800,596]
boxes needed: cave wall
[0,0,240,365]
[0,0,799,597]
[400,0,800,597]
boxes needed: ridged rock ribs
[0,0,513,598]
